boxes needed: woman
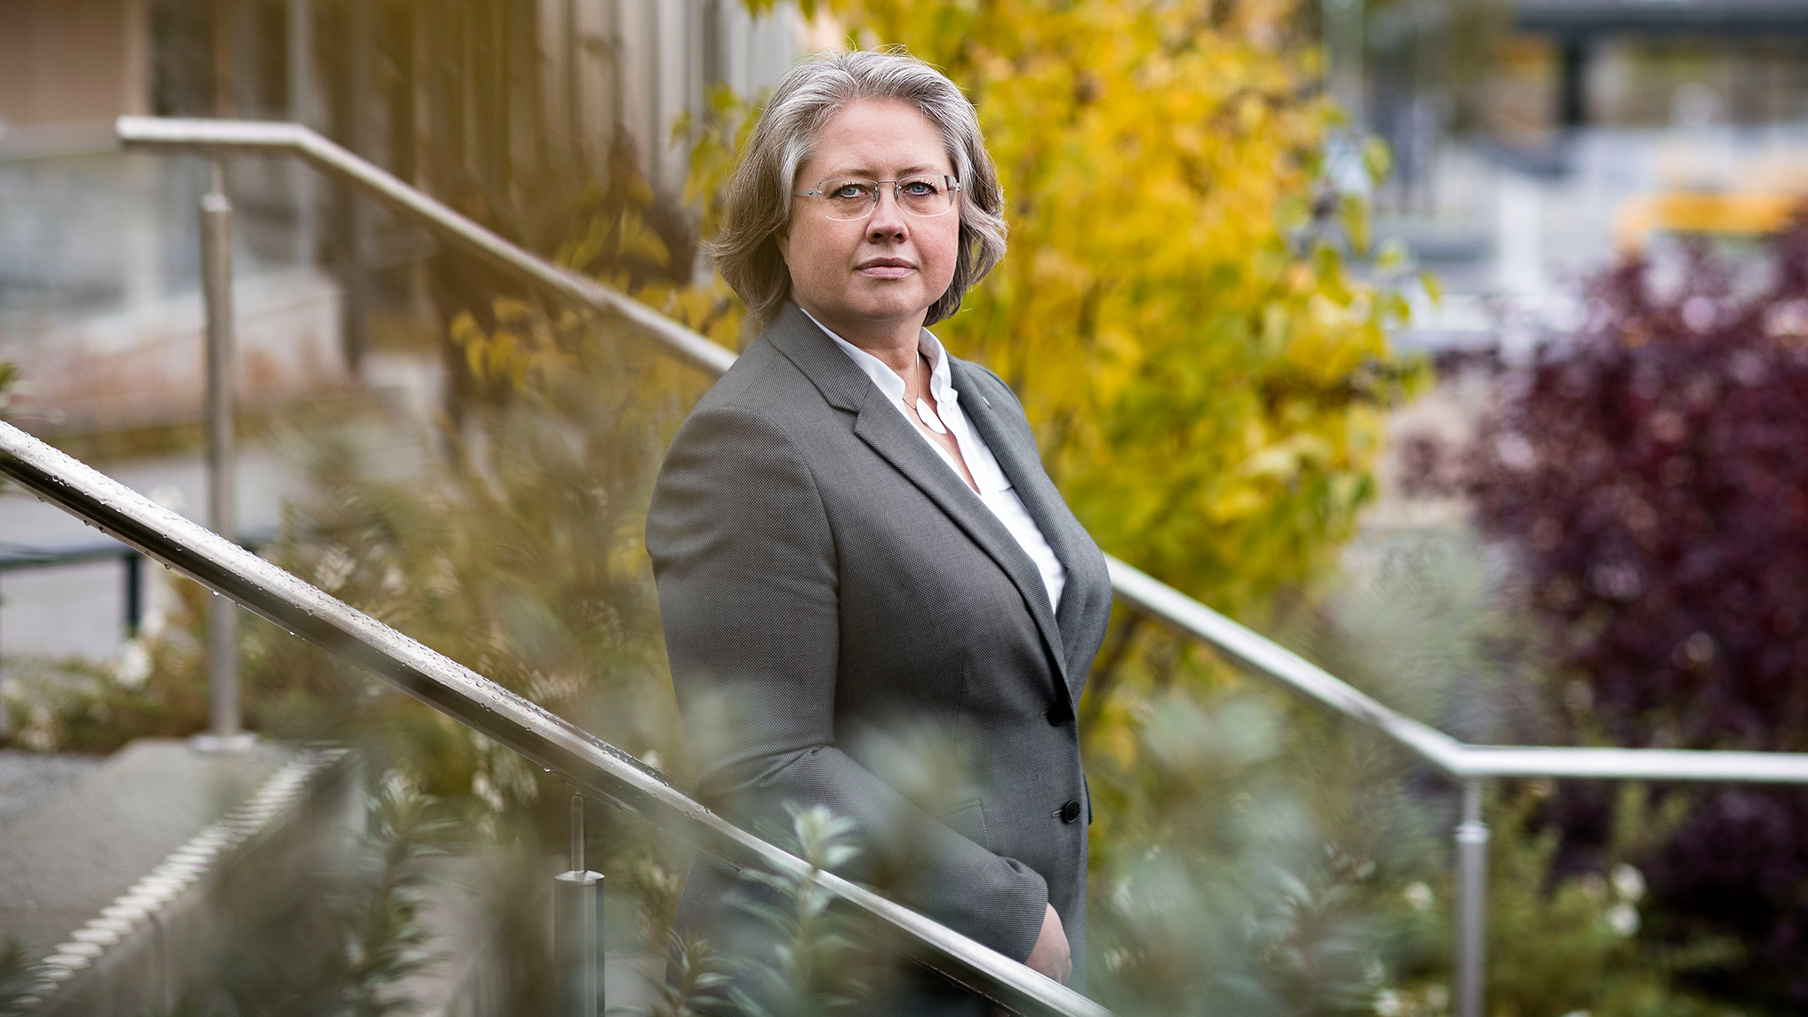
[646,49,1113,1015]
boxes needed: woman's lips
[857,260,914,278]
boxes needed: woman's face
[778,99,961,342]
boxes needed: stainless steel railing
[1107,557,1808,785]
[98,115,1808,1017]
[113,117,736,379]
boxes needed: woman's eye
[903,180,938,196]
[832,184,869,200]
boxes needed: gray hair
[710,49,1007,329]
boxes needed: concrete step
[0,738,357,1014]
[0,751,104,830]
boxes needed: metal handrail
[115,117,735,379]
[1108,557,1808,784]
[110,115,1808,790]
[0,420,1109,1017]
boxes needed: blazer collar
[764,303,871,413]
[766,304,1076,707]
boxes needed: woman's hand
[1025,903,1071,983]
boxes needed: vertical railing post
[195,156,253,753]
[338,0,373,378]
[1454,779,1489,1017]
[0,571,7,742]
[123,551,143,639]
[287,0,318,268]
[554,793,603,1017]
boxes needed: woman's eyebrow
[823,163,944,178]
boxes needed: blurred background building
[1357,0,1808,351]
[0,0,799,433]
[0,0,801,661]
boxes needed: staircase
[0,740,355,1014]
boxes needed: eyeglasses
[792,175,962,221]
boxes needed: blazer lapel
[764,304,871,413]
[951,359,1100,704]
[766,306,1074,703]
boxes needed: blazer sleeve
[646,402,1050,962]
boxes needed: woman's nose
[867,187,909,240]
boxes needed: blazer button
[1044,706,1070,726]
[1059,800,1082,824]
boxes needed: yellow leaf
[1419,269,1443,307]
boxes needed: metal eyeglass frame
[793,174,962,220]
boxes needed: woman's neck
[799,302,925,375]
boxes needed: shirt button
[1059,800,1082,824]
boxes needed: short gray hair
[710,49,1007,330]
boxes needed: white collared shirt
[800,308,1068,615]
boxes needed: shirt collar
[799,307,957,408]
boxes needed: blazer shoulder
[663,335,846,475]
[951,357,1037,449]
[690,335,811,412]
[952,356,1026,413]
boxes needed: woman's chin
[845,292,932,325]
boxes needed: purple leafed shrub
[1464,216,1808,1008]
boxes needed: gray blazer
[647,303,1113,1014]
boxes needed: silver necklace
[910,351,949,435]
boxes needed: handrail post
[554,792,602,1017]
[123,550,143,639]
[0,572,7,743]
[194,156,253,754]
[1453,779,1489,1017]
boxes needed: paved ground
[0,749,104,828]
